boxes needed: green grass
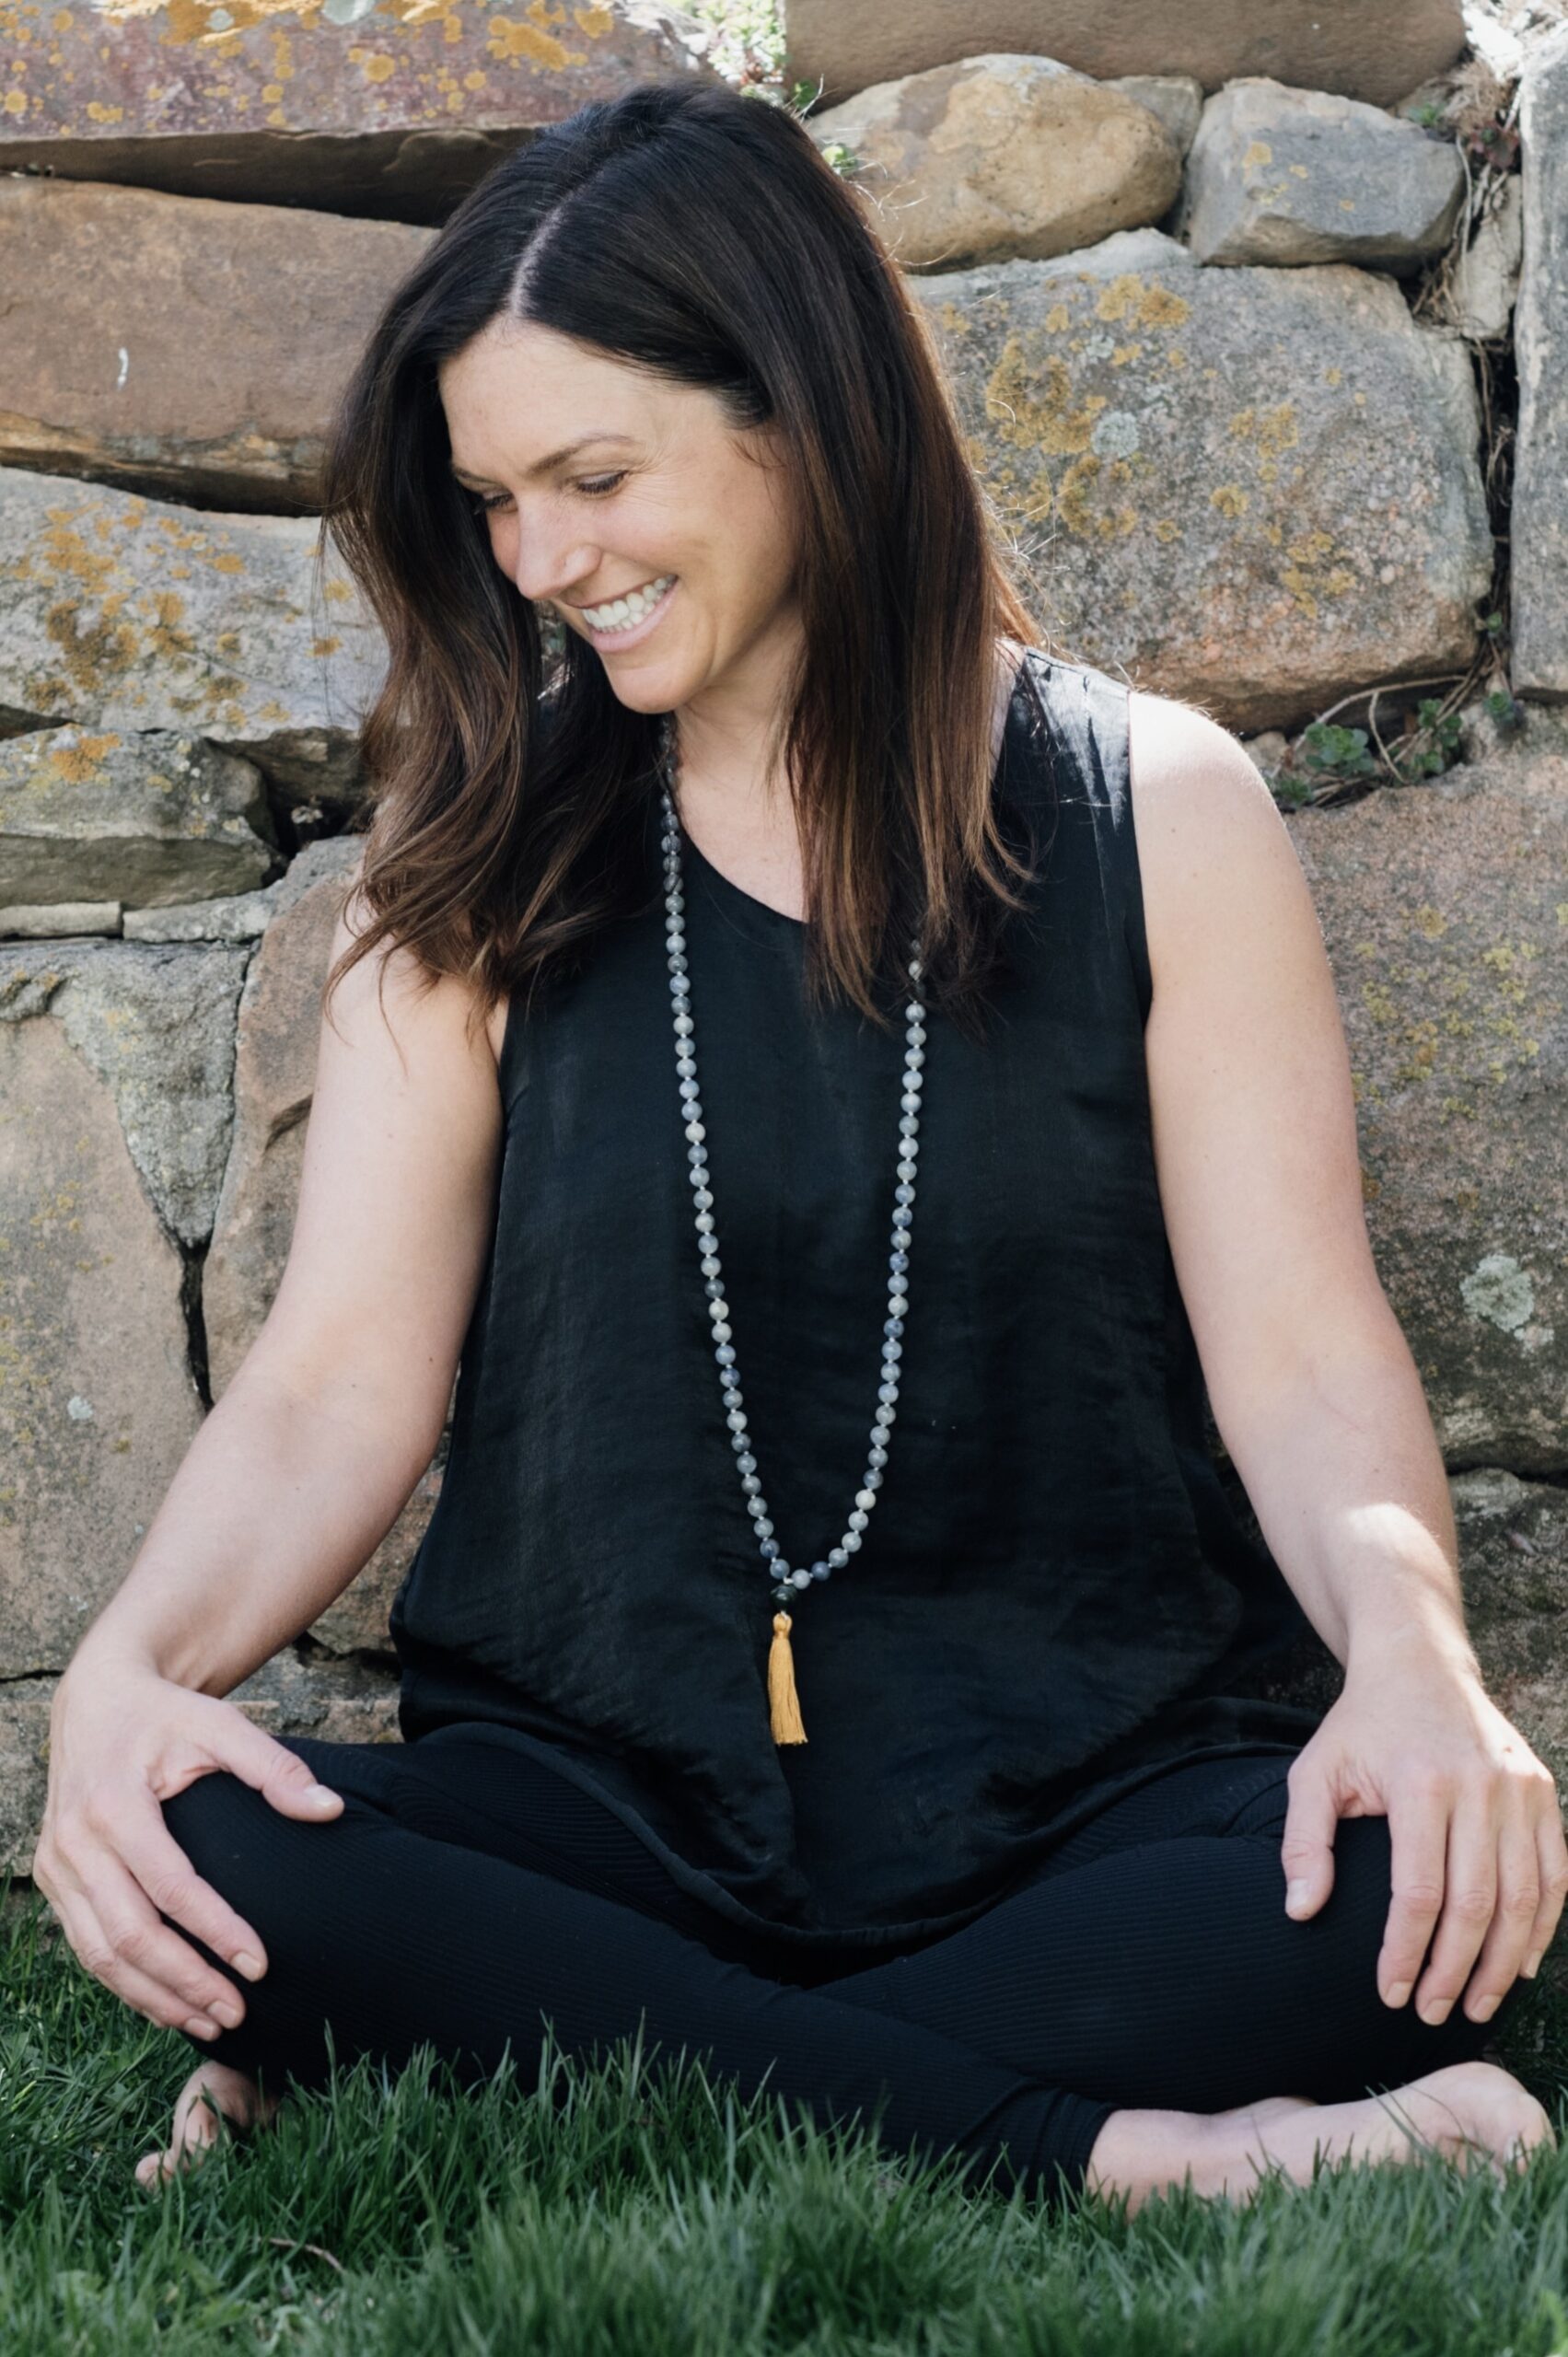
[5,1874,1568,2355]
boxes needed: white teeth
[583,574,675,632]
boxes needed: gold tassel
[768,1610,808,1744]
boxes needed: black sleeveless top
[388,652,1323,1957]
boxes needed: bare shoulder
[322,877,507,1078]
[1123,687,1318,998]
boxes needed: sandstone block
[203,837,366,1394]
[1105,75,1204,159]
[1444,173,1524,341]
[0,939,248,1247]
[1285,709,1568,1472]
[0,726,276,908]
[0,0,714,222]
[811,54,1180,272]
[0,469,386,804]
[913,234,1491,728]
[0,901,121,938]
[0,1016,203,1678]
[0,177,435,509]
[1181,78,1465,272]
[784,0,1467,114]
[1512,24,1568,702]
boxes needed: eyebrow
[448,434,638,488]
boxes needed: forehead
[439,319,664,448]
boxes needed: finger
[1458,1805,1541,2025]
[114,1796,274,1984]
[75,1843,251,2031]
[1279,1762,1340,1919]
[1411,1797,1499,2026]
[1518,1798,1568,1982]
[203,1713,344,1822]
[62,1884,229,2041]
[1376,1784,1451,2007]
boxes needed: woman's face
[438,317,802,716]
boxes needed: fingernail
[1523,1951,1543,1980]
[185,2016,220,2040]
[1421,1996,1453,2026]
[209,1998,243,2029]
[1470,1992,1500,2023]
[1285,1880,1311,1910]
[307,1784,341,1807]
[1386,1980,1411,2008]
[232,1950,264,1981]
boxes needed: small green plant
[1296,721,1379,782]
[1393,695,1464,779]
[1408,99,1448,129]
[1485,687,1527,735]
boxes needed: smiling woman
[32,77,1562,2215]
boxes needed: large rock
[0,0,714,223]
[1284,708,1568,1474]
[0,726,277,909]
[1454,1471,1568,1864]
[0,940,248,1247]
[203,837,366,1394]
[1445,173,1524,341]
[0,469,386,805]
[0,1015,203,1678]
[1181,78,1465,272]
[0,178,434,510]
[1512,24,1568,702]
[809,54,1180,272]
[1105,75,1204,159]
[784,0,1467,114]
[912,233,1491,729]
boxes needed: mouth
[575,573,679,649]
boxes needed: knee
[157,1771,336,1974]
[1285,1813,1531,2095]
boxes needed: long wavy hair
[317,77,1059,1043]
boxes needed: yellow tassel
[768,1610,807,1744]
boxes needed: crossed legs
[155,1733,1522,2206]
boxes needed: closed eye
[470,471,627,514]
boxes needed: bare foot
[134,2060,283,2189]
[1086,2061,1555,2214]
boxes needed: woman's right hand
[31,1655,344,2041]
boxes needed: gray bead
[829,1546,849,1568]
[811,1562,831,1582]
[790,1567,813,1590]
[848,1509,868,1532]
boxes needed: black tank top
[389,651,1323,1956]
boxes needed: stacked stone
[1,1,1564,1874]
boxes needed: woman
[33,80,1563,2213]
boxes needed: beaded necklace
[656,714,928,1745]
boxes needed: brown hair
[318,78,1056,1044]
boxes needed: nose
[502,508,604,612]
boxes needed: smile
[577,574,678,643]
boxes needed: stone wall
[1,1,1564,1880]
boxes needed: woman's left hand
[1278,1647,1568,2026]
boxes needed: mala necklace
[656,714,929,1745]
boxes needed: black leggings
[157,1728,1520,2207]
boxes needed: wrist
[1344,1610,1483,1689]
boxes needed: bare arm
[1126,688,1566,2028]
[68,907,505,1693]
[34,906,506,2046]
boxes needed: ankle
[1083,2106,1230,2212]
